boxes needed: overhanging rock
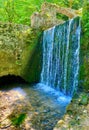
[0,23,42,83]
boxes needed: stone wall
[31,2,79,29]
[0,22,42,83]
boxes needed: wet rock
[57,120,65,125]
[53,92,89,130]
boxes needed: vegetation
[9,113,27,126]
[80,1,89,91]
[0,0,84,25]
[0,1,88,90]
[0,0,89,130]
[82,1,89,41]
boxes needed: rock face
[31,2,78,29]
[0,22,42,83]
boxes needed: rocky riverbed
[0,84,66,130]
[54,92,89,130]
[0,88,89,130]
[0,89,35,130]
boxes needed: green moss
[0,23,42,83]
[20,29,42,83]
[10,113,27,126]
[79,93,88,105]
[79,1,89,91]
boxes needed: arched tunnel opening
[0,75,28,90]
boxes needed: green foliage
[0,0,84,25]
[80,1,89,91]
[56,13,68,21]
[54,0,84,9]
[79,93,88,105]
[69,0,84,9]
[10,113,27,126]
[0,0,39,25]
[82,1,89,39]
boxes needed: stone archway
[31,2,79,29]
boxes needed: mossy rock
[0,22,42,83]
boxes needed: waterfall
[40,17,81,96]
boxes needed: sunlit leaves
[0,0,85,25]
[82,1,89,38]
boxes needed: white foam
[36,83,71,104]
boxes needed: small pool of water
[0,83,71,130]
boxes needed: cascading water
[39,17,81,97]
[0,17,81,130]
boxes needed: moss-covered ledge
[0,22,42,83]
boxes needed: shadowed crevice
[0,75,27,88]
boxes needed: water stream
[0,83,70,130]
[40,17,81,96]
[0,17,81,130]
